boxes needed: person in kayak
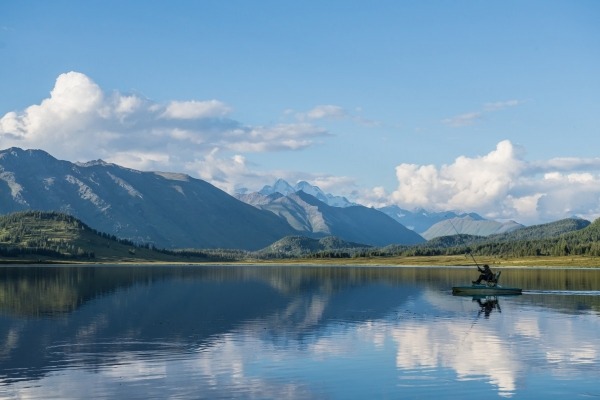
[473,264,494,284]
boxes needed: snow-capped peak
[258,179,354,207]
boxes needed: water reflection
[0,265,598,399]
[473,296,501,318]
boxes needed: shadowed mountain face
[0,148,296,249]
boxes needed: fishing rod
[447,216,480,268]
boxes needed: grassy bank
[2,254,600,268]
[245,254,600,268]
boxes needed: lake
[0,265,599,399]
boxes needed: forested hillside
[0,211,224,262]
[373,217,599,259]
[487,218,591,242]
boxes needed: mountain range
[0,148,421,249]
[239,179,524,239]
[0,148,295,250]
[0,147,558,251]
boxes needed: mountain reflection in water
[0,265,598,399]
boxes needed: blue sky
[1,1,599,225]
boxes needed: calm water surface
[0,265,599,399]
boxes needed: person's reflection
[473,296,501,318]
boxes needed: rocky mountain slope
[0,148,296,250]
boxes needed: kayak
[452,284,522,296]
[453,268,522,296]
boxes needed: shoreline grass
[2,254,600,268]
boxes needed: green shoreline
[2,254,600,268]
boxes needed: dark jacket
[478,265,493,280]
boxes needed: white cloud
[379,140,600,224]
[114,95,143,116]
[162,100,231,119]
[303,105,347,120]
[292,105,381,127]
[443,99,523,127]
[0,72,104,144]
[390,140,526,211]
[226,123,329,152]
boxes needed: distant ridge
[377,206,475,233]
[377,205,521,238]
[485,217,590,242]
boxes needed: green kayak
[453,268,522,296]
[452,284,522,296]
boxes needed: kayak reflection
[473,296,501,319]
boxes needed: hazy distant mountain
[421,216,523,240]
[258,178,355,207]
[378,205,486,234]
[239,190,424,246]
[378,205,529,239]
[0,147,296,250]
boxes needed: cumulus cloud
[0,72,104,145]
[372,140,600,224]
[0,71,330,191]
